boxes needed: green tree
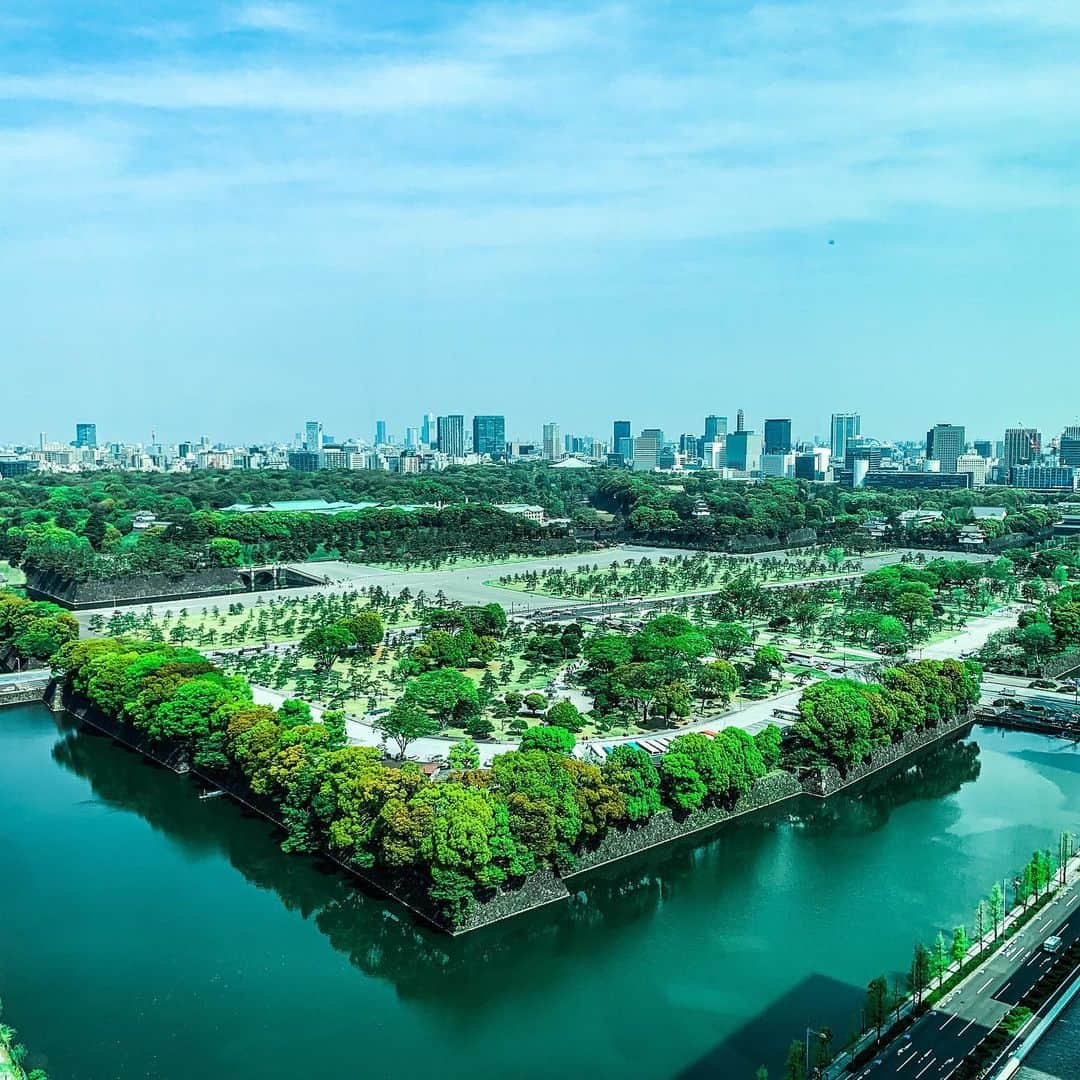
[448,738,481,771]
[951,925,970,968]
[784,1039,806,1080]
[865,975,890,1041]
[695,659,740,706]
[909,942,931,1004]
[546,699,584,732]
[300,623,356,672]
[658,751,706,812]
[379,700,439,759]
[932,931,949,988]
[519,725,575,754]
[989,882,1005,939]
[340,610,385,652]
[708,622,752,658]
[602,744,661,822]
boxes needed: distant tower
[736,409,745,433]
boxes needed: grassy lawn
[102,594,420,647]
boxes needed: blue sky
[1,1,1078,445]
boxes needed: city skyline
[2,1,1079,439]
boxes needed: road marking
[915,1058,937,1078]
[1068,894,1078,905]
[939,1014,956,1031]
[999,981,1012,996]
[976,977,994,993]
[958,1017,977,1036]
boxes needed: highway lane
[855,883,1080,1080]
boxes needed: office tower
[304,420,323,452]
[542,422,561,461]
[1060,426,1080,467]
[1003,427,1041,469]
[436,415,465,458]
[794,452,817,481]
[421,412,437,448]
[74,423,97,449]
[613,420,632,462]
[763,418,792,455]
[679,433,700,457]
[956,453,988,487]
[973,440,993,460]
[726,430,762,472]
[375,420,388,445]
[404,427,420,450]
[472,415,506,458]
[925,423,966,473]
[830,413,861,462]
[736,409,745,433]
[845,436,882,471]
[704,415,727,444]
[633,429,663,471]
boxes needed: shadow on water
[49,716,983,1036]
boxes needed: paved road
[855,875,1080,1080]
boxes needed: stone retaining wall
[802,713,975,798]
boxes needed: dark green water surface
[3,706,1080,1079]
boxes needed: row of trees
[790,660,983,772]
[0,591,79,665]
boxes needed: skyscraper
[1060,426,1080,467]
[421,412,436,448]
[973,440,993,460]
[436,415,465,458]
[1003,427,1040,469]
[542,422,561,461]
[472,415,506,458]
[75,423,97,449]
[375,420,388,445]
[763,418,792,455]
[613,420,632,462]
[726,430,762,472]
[304,420,323,452]
[704,415,727,443]
[633,428,663,471]
[736,409,746,433]
[925,423,966,473]
[830,413,861,462]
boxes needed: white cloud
[229,3,323,35]
[0,59,510,113]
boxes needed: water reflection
[51,717,984,1008]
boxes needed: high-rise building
[763,418,792,455]
[633,428,663,471]
[542,422,561,461]
[375,420,388,445]
[74,423,97,449]
[956,453,988,487]
[704,415,727,444]
[735,409,746,433]
[436,415,465,458]
[1060,426,1080,467]
[404,427,421,450]
[925,423,966,473]
[973,440,993,460]
[472,415,506,459]
[830,413,861,462]
[726,430,762,472]
[304,420,323,452]
[1003,427,1041,469]
[613,420,632,462]
[421,412,436,448]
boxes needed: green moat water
[3,705,1080,1080]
